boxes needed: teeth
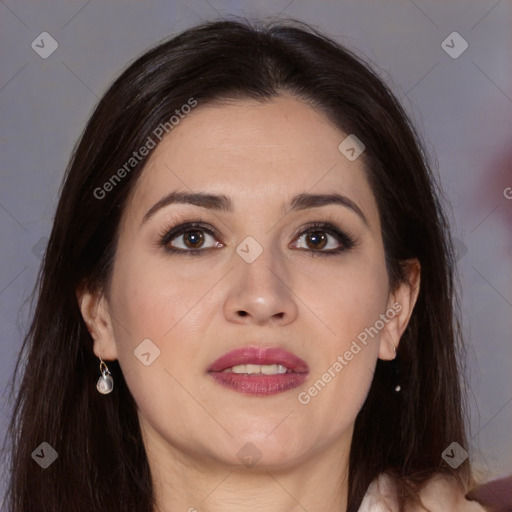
[224,364,290,375]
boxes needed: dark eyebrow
[288,193,368,226]
[142,191,368,226]
[142,192,233,224]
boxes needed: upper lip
[208,346,309,373]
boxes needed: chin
[223,430,309,469]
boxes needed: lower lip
[209,372,308,396]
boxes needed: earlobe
[378,259,421,360]
[76,285,118,361]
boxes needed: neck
[144,425,352,512]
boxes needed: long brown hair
[6,18,470,511]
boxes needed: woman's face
[83,95,417,470]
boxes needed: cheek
[302,249,389,346]
[107,258,210,447]
[298,326,379,439]
[109,248,212,342]
[107,252,219,406]
[294,250,388,422]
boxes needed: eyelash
[157,219,357,256]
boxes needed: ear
[378,259,421,360]
[76,283,118,361]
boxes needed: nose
[223,243,299,326]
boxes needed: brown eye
[182,229,205,249]
[305,231,327,250]
[159,222,224,254]
[291,222,356,255]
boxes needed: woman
[6,18,487,511]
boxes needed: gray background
[1,0,511,500]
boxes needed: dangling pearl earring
[96,358,114,394]
[392,344,401,392]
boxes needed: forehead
[124,95,379,228]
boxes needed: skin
[78,95,420,512]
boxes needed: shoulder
[358,472,487,512]
[357,472,399,512]
[416,473,487,512]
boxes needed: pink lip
[208,346,309,373]
[207,346,309,396]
